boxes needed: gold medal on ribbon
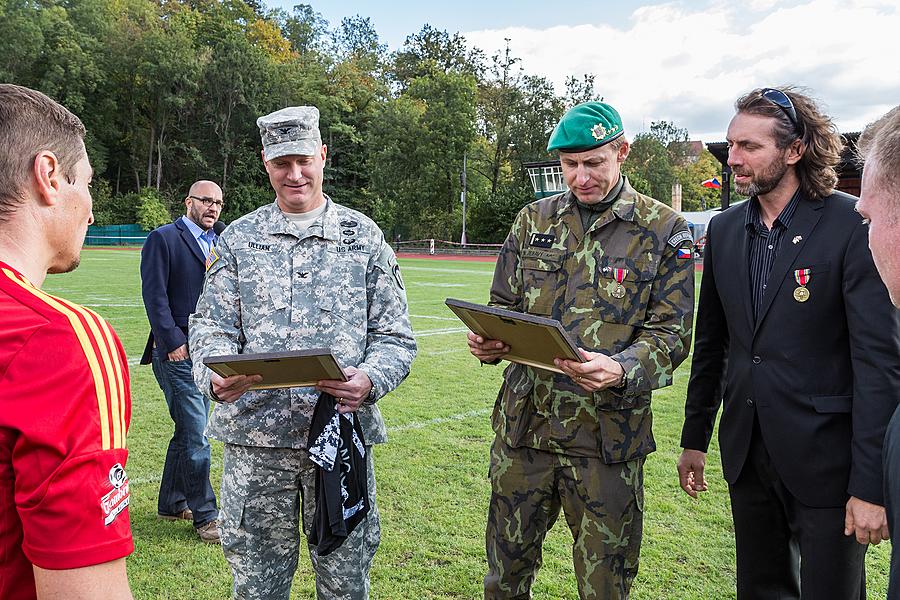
[611,268,627,299]
[793,268,811,303]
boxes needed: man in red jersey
[0,84,134,599]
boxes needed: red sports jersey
[0,261,133,600]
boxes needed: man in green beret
[468,101,695,599]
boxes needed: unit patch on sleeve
[667,230,693,248]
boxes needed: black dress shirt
[745,189,801,320]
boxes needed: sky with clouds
[268,0,900,143]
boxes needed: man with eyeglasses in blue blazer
[140,180,225,544]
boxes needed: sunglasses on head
[761,88,802,136]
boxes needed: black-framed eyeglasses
[761,88,802,136]
[189,195,224,208]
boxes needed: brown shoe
[157,508,193,522]
[196,519,221,544]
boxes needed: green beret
[547,102,624,153]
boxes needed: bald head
[185,180,223,231]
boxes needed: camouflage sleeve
[356,238,417,401]
[488,208,526,310]
[189,234,243,400]
[610,218,695,395]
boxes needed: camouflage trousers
[220,443,380,600]
[484,437,644,600]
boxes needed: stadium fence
[392,238,502,257]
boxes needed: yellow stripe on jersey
[95,311,128,446]
[2,268,120,450]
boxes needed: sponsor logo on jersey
[101,463,130,526]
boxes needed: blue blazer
[140,218,209,364]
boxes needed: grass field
[42,248,891,599]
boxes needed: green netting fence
[84,224,148,246]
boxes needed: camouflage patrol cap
[547,102,625,153]
[257,106,322,161]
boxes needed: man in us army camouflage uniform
[189,106,416,600]
[468,101,695,599]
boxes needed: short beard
[734,157,789,197]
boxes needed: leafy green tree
[136,189,172,230]
[563,74,600,108]
[624,133,675,204]
[675,149,722,211]
[392,25,483,87]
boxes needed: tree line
[0,0,721,242]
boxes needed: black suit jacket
[681,191,900,507]
[139,218,209,364]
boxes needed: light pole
[460,152,467,246]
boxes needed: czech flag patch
[676,247,693,260]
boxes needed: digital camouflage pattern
[257,105,322,161]
[189,196,413,600]
[489,178,695,463]
[485,439,644,600]
[220,443,379,600]
[190,197,416,448]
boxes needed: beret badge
[591,123,608,141]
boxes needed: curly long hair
[735,86,843,200]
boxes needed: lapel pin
[792,235,802,245]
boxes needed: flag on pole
[701,177,721,189]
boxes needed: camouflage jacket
[190,197,416,448]
[489,178,694,462]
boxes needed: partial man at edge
[855,104,900,600]
[0,83,134,600]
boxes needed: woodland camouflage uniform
[484,178,694,599]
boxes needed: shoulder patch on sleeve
[667,230,693,248]
[205,246,220,270]
[391,262,405,290]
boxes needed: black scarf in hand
[306,392,370,556]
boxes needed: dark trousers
[884,406,900,600]
[729,419,866,600]
[151,347,218,527]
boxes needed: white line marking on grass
[410,314,458,321]
[410,282,468,287]
[388,407,492,432]
[129,475,162,485]
[415,327,469,337]
[401,266,493,276]
[428,347,466,356]
[85,303,144,307]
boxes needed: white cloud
[464,0,900,142]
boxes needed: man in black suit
[140,180,224,543]
[856,105,900,599]
[677,87,900,599]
